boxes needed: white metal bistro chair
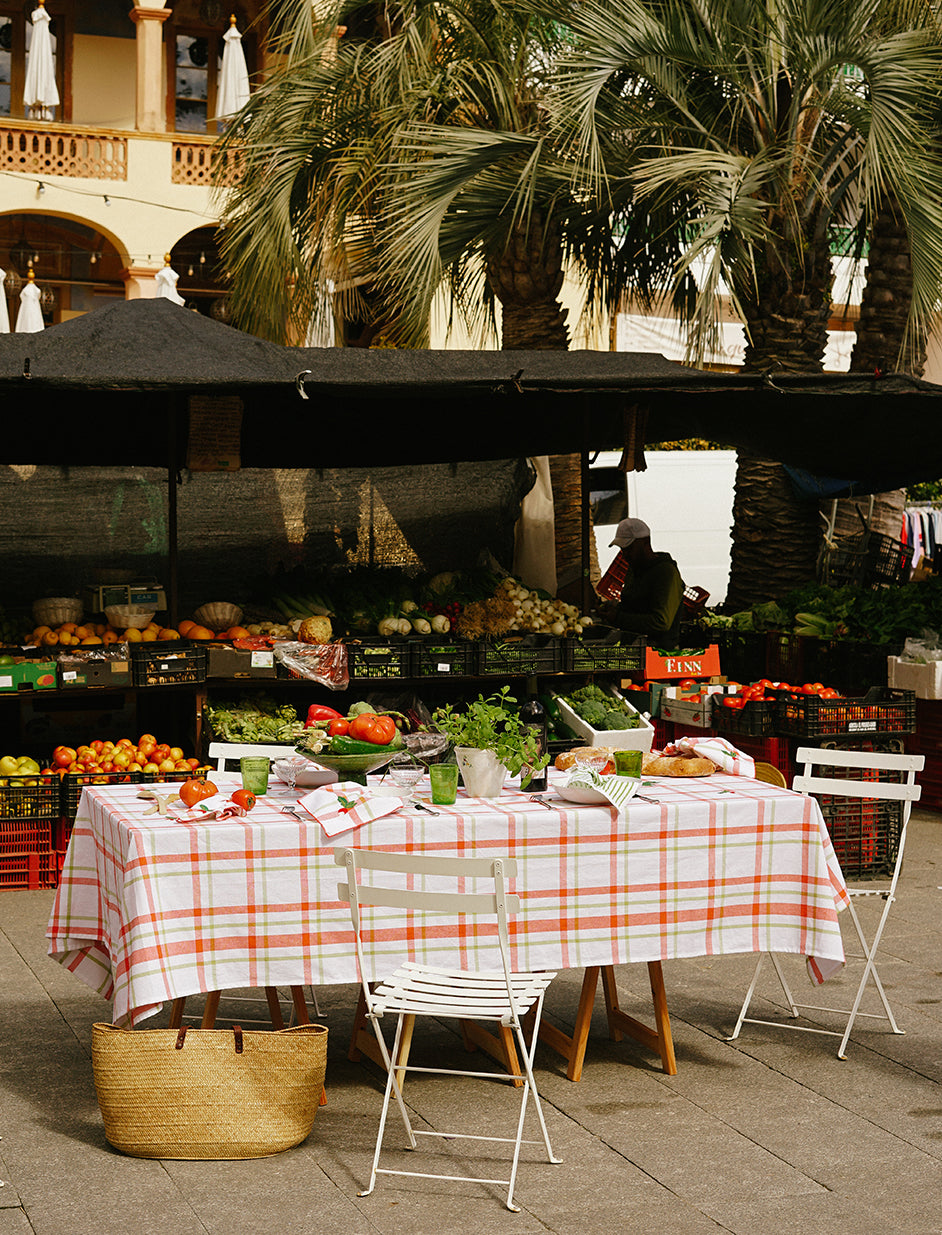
[335,847,561,1212]
[207,741,297,773]
[728,746,924,1058]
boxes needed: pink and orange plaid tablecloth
[46,773,847,1027]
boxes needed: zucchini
[329,733,403,756]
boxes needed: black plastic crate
[345,638,413,681]
[711,696,774,737]
[62,770,141,819]
[412,639,476,677]
[564,630,644,674]
[0,774,60,820]
[477,635,560,677]
[804,747,906,878]
[819,530,913,590]
[772,687,916,740]
[139,767,209,789]
[131,644,207,687]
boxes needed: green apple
[0,755,19,777]
[16,756,40,774]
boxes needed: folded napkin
[172,793,250,823]
[671,735,756,778]
[298,781,405,837]
[566,767,640,812]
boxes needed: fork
[280,805,302,819]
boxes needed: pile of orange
[28,621,183,648]
[178,619,251,641]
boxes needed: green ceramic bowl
[295,747,396,786]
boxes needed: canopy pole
[581,400,592,615]
[168,398,180,627]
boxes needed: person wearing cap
[606,517,685,646]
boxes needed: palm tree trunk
[726,239,833,610]
[489,216,593,595]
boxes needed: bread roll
[554,746,615,771]
[643,754,715,777]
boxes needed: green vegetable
[330,733,404,756]
[602,709,639,730]
[348,701,377,718]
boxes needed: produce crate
[0,817,52,855]
[57,649,132,689]
[412,639,476,677]
[564,630,644,674]
[555,691,655,752]
[53,815,72,851]
[803,748,907,878]
[768,633,894,696]
[0,775,60,820]
[139,767,209,789]
[711,696,775,737]
[659,696,713,729]
[346,638,413,681]
[0,658,57,693]
[206,644,277,680]
[644,643,720,680]
[819,529,912,590]
[0,849,58,890]
[61,770,140,820]
[131,643,206,687]
[477,635,560,677]
[772,687,916,740]
[725,735,795,784]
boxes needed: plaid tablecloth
[46,772,847,1027]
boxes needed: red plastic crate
[0,850,57,889]
[0,818,53,855]
[724,736,796,785]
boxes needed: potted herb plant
[432,687,549,797]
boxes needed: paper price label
[250,651,274,668]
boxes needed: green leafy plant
[432,687,548,784]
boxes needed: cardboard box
[887,656,942,700]
[555,691,655,752]
[0,659,57,692]
[57,654,132,689]
[206,645,277,679]
[645,644,721,680]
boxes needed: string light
[36,181,45,196]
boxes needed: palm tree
[539,0,942,607]
[216,0,688,590]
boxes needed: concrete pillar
[130,5,171,133]
[123,262,163,299]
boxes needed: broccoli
[602,709,640,730]
[576,700,609,727]
[571,684,608,704]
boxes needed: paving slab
[1,812,941,1233]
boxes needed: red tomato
[679,678,698,691]
[722,697,746,709]
[180,778,216,808]
[820,687,841,698]
[230,789,257,811]
[348,713,398,745]
[327,718,349,736]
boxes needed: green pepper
[330,733,404,756]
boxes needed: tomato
[348,713,398,745]
[327,718,349,736]
[820,687,841,698]
[722,697,746,709]
[179,778,216,808]
[230,789,257,811]
[679,678,698,691]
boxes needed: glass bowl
[296,747,397,787]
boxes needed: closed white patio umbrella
[23,0,59,122]
[215,14,250,119]
[155,254,186,306]
[0,271,10,334]
[15,269,45,333]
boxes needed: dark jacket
[616,552,685,647]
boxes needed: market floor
[2,811,942,1235]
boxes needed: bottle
[519,696,548,792]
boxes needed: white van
[591,450,737,605]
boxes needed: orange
[188,625,215,640]
[123,628,143,643]
[157,628,181,641]
[60,622,77,634]
[178,619,196,636]
[94,623,108,636]
[41,630,59,646]
[80,636,103,645]
[33,625,51,638]
[226,626,250,639]
[140,629,157,642]
[101,631,119,645]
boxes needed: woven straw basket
[193,601,243,630]
[32,597,83,627]
[92,1021,328,1160]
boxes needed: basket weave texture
[32,597,82,627]
[92,1021,328,1159]
[193,602,243,630]
[105,606,155,630]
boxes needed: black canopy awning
[0,298,938,492]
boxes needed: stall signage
[187,396,243,471]
[645,644,721,680]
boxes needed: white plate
[552,778,640,807]
[295,767,339,788]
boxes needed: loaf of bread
[554,746,615,771]
[642,754,715,777]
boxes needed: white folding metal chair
[728,746,924,1058]
[207,741,296,772]
[335,847,561,1212]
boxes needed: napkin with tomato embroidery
[671,735,756,777]
[298,782,405,837]
[172,793,251,823]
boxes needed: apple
[158,758,176,773]
[53,745,76,768]
[142,762,160,775]
[0,756,19,777]
[169,747,184,762]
